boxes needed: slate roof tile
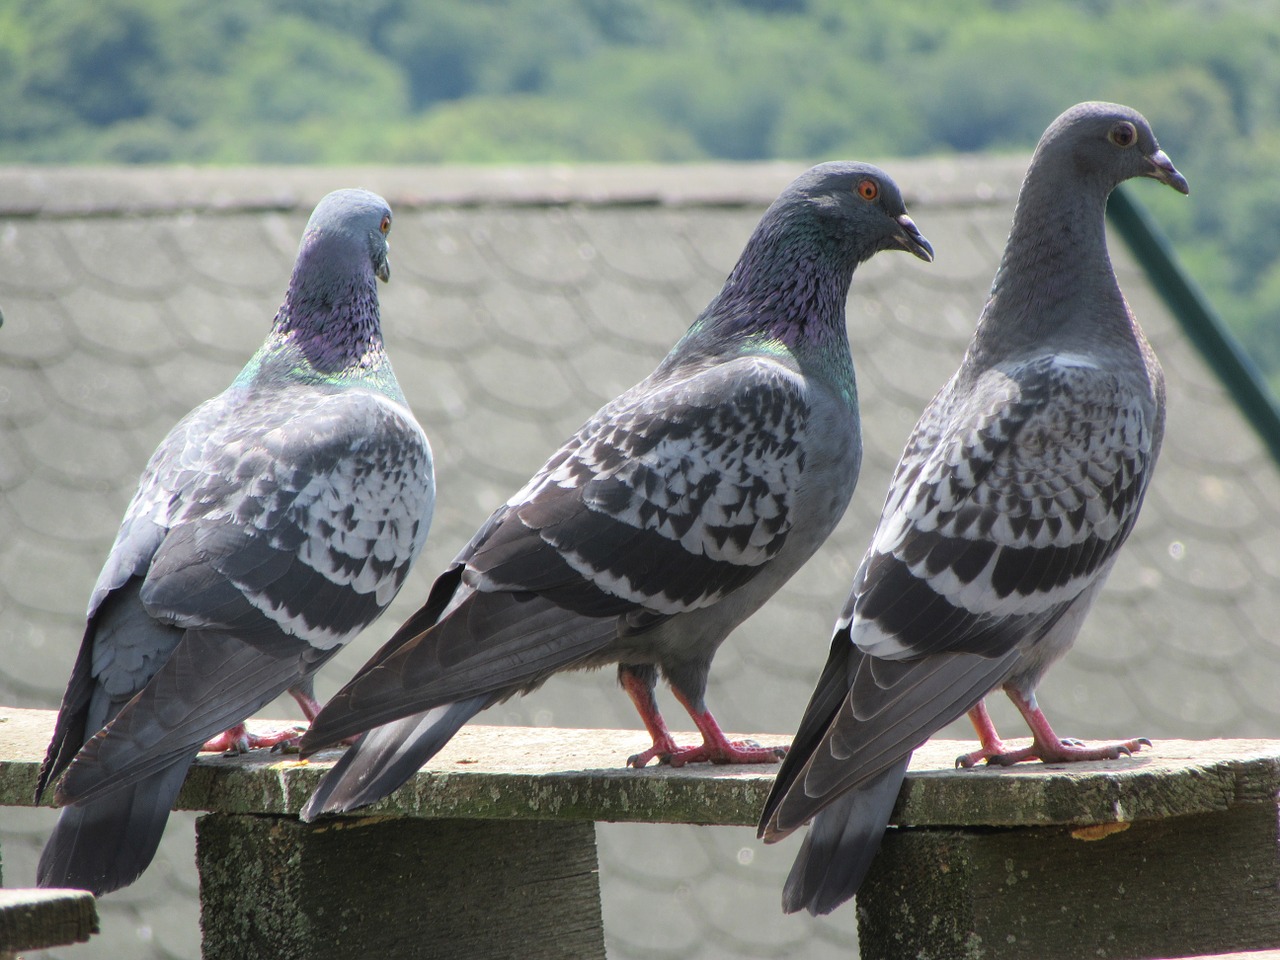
[59,219,184,295]
[576,279,691,351]
[164,214,294,294]
[0,293,77,364]
[0,221,81,293]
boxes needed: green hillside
[2,0,1278,389]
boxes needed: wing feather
[763,352,1161,839]
[302,354,818,750]
[855,354,1156,659]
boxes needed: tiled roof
[1,160,1276,959]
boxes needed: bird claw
[627,739,787,769]
[959,736,1152,767]
[274,730,358,754]
[201,724,308,756]
[627,748,663,769]
[668,740,787,767]
[956,745,1005,768]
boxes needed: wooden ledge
[0,888,98,955]
[2,707,1278,828]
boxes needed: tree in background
[0,0,1276,389]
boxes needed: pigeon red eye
[1108,122,1137,148]
[856,179,879,201]
[379,214,391,234]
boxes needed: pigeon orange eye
[856,179,879,201]
[1108,122,1137,148]
[379,214,391,234]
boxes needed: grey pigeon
[297,162,933,819]
[34,189,434,895]
[758,102,1190,916]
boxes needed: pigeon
[757,102,1190,916]
[297,161,934,819]
[34,189,434,896]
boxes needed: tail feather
[57,630,316,806]
[780,757,908,916]
[300,695,491,820]
[37,752,192,897]
[300,591,615,753]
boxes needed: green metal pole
[1107,185,1280,464]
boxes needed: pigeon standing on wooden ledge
[759,102,1190,916]
[35,189,435,895]
[298,162,934,819]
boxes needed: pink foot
[956,691,1151,768]
[665,738,788,768]
[200,722,306,756]
[956,699,1008,768]
[627,733,678,769]
[982,736,1151,767]
[618,668,786,768]
[627,734,787,768]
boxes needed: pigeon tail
[37,752,192,896]
[55,630,324,806]
[300,695,491,820]
[781,757,907,916]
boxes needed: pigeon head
[977,102,1189,362]
[265,189,398,381]
[294,188,394,289]
[775,161,934,264]
[691,161,932,362]
[1037,101,1190,196]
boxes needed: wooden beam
[196,815,603,960]
[6,706,1280,959]
[0,888,98,958]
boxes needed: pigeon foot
[982,736,1151,766]
[666,739,788,767]
[619,669,787,768]
[627,736,787,768]
[956,691,1151,768]
[200,722,307,756]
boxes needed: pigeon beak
[375,249,391,283]
[894,214,934,262]
[1143,150,1190,195]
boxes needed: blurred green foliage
[1,0,1278,387]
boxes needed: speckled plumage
[760,103,1190,916]
[298,162,934,819]
[35,189,433,895]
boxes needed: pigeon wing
[47,385,432,802]
[852,353,1157,662]
[140,385,433,649]
[303,355,811,744]
[763,353,1159,835]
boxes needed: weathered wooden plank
[5,707,1279,830]
[858,803,1280,960]
[0,888,98,956]
[7,706,1280,959]
[196,814,604,960]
